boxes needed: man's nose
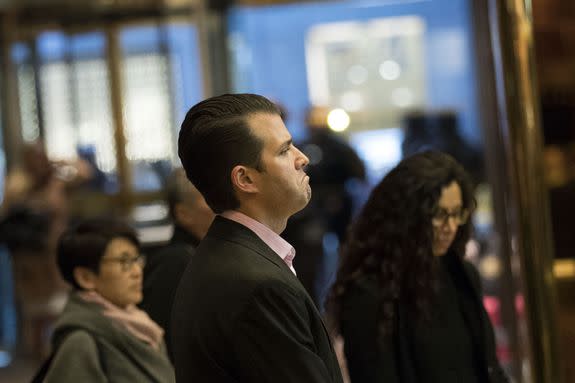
[294,146,309,168]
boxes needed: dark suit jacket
[140,225,199,359]
[340,254,509,383]
[171,216,344,383]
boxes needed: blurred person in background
[284,106,366,306]
[300,106,366,243]
[326,151,508,383]
[173,93,343,382]
[36,218,174,383]
[140,167,214,357]
[76,144,109,192]
[402,110,484,184]
[0,141,92,357]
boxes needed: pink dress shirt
[221,211,297,275]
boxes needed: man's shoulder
[248,275,304,303]
[191,240,286,281]
[196,226,277,266]
[173,245,299,323]
[183,239,298,295]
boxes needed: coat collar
[205,216,296,278]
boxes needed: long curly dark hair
[325,151,475,337]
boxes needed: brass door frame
[480,0,560,381]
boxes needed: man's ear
[73,266,98,290]
[230,165,259,194]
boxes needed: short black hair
[57,218,139,290]
[178,93,280,213]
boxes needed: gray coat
[44,293,175,383]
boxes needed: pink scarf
[78,291,164,351]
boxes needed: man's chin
[291,194,311,215]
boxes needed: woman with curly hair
[325,151,508,383]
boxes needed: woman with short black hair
[42,218,174,383]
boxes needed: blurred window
[11,24,203,192]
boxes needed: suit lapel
[207,217,340,363]
[208,216,297,279]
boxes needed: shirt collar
[221,211,296,274]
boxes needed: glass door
[226,0,558,381]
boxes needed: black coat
[340,255,509,383]
[140,225,199,359]
[171,216,344,383]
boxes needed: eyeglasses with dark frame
[100,254,146,272]
[431,208,470,227]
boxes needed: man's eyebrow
[278,139,292,152]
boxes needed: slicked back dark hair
[326,150,475,338]
[178,93,280,213]
[57,218,140,290]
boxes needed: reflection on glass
[120,24,203,192]
[226,1,531,379]
[16,64,40,143]
[306,16,425,131]
[40,62,76,159]
[15,32,116,179]
[122,54,174,163]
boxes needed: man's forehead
[247,113,291,143]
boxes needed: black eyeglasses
[100,254,146,272]
[431,208,470,227]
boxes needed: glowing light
[327,109,350,132]
[554,259,575,279]
[379,60,401,80]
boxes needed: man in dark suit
[172,94,344,382]
[140,168,214,357]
